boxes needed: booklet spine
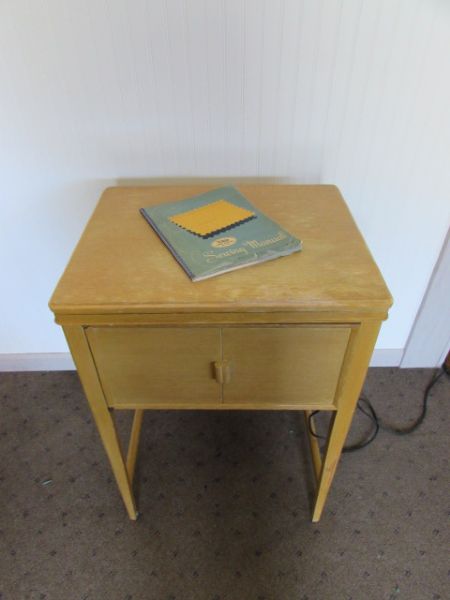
[140,208,196,281]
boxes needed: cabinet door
[222,326,351,408]
[86,327,221,408]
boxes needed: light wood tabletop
[50,185,391,315]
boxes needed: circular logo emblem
[211,237,237,248]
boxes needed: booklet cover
[140,186,302,281]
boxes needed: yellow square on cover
[169,199,255,237]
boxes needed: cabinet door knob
[213,360,231,384]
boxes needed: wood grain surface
[49,185,392,316]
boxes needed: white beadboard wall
[1,0,449,366]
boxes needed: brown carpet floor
[0,368,448,600]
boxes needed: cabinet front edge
[53,311,388,326]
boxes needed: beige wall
[0,0,449,360]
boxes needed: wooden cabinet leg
[92,407,138,520]
[312,410,350,522]
[312,320,382,522]
[126,409,144,484]
[63,326,138,520]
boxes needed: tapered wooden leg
[63,326,138,520]
[312,320,382,522]
[304,410,323,484]
[126,409,144,484]
[312,410,352,522]
[92,407,138,520]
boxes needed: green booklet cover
[140,187,302,281]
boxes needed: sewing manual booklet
[140,186,302,281]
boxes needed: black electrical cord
[307,396,380,452]
[379,368,445,435]
[307,365,448,452]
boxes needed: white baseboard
[369,348,404,367]
[0,353,76,372]
[0,348,404,372]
